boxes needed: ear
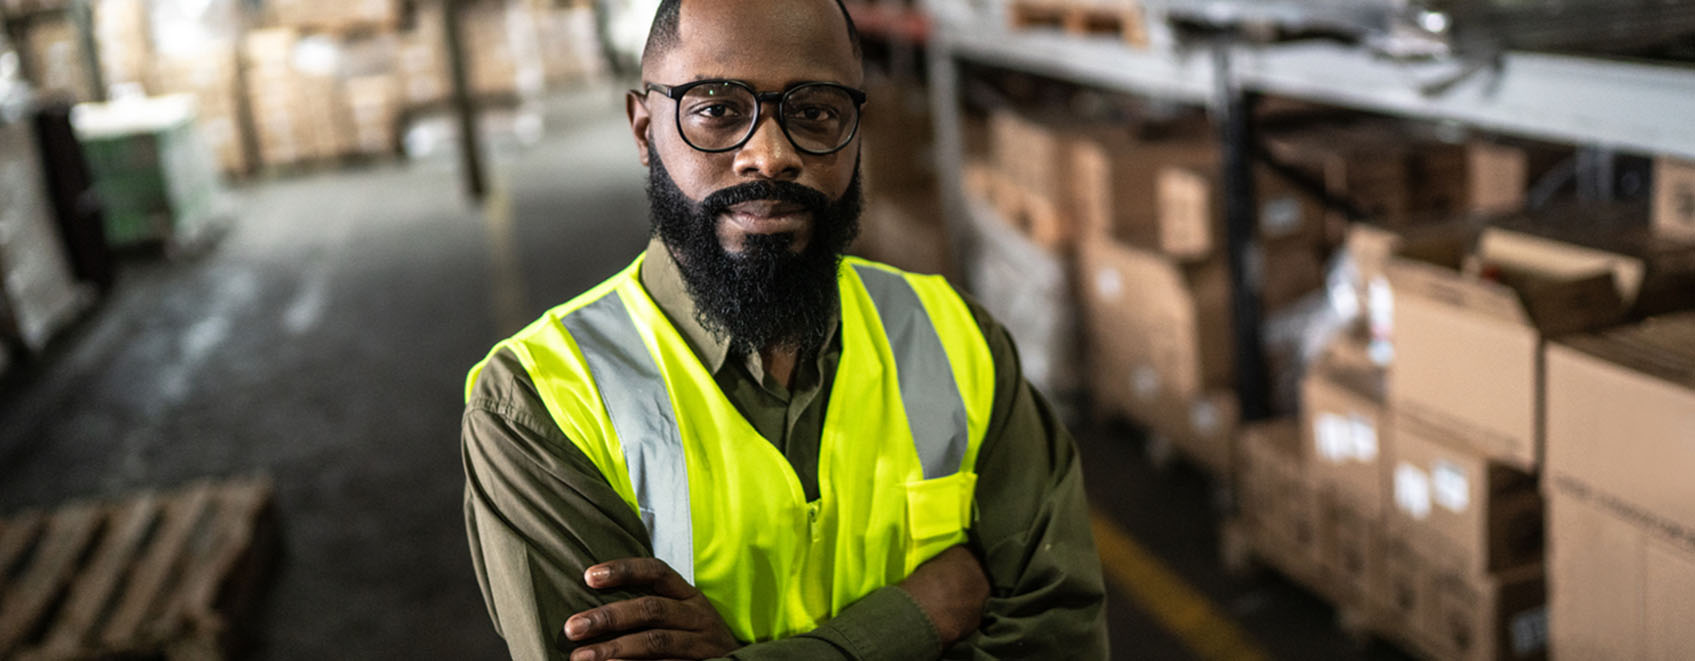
[626,90,653,167]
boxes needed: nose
[732,110,803,181]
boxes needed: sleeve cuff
[820,585,943,659]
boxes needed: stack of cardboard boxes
[1235,164,1695,658]
[93,0,151,93]
[78,0,595,175]
[149,47,249,174]
[17,15,95,102]
[853,75,955,281]
[1544,314,1695,659]
[1536,161,1695,659]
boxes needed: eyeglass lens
[676,83,859,153]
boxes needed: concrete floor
[0,83,1409,660]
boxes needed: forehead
[650,0,862,88]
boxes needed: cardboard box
[149,48,250,175]
[1317,491,1383,610]
[1078,238,1233,400]
[1261,240,1325,315]
[269,0,400,33]
[1154,164,1324,260]
[1238,420,1326,590]
[1544,312,1695,538]
[1302,361,1388,518]
[1654,156,1695,242]
[1265,124,1528,228]
[854,190,955,281]
[1470,142,1532,217]
[1073,137,1214,245]
[1386,227,1628,469]
[1426,564,1549,661]
[345,74,399,157]
[1488,205,1695,318]
[21,17,94,102]
[1377,536,1436,644]
[985,111,1092,250]
[1387,413,1543,576]
[1547,482,1695,661]
[94,0,152,91]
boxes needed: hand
[563,557,742,661]
[898,545,991,645]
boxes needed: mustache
[698,180,832,219]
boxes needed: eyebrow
[684,75,855,90]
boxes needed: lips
[723,200,810,234]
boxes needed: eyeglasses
[643,79,868,156]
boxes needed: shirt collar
[639,236,734,373]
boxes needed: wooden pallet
[0,477,277,660]
[1008,0,1150,48]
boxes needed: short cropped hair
[641,0,863,69]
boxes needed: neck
[759,344,801,390]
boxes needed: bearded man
[461,1,1108,659]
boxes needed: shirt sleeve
[462,348,945,661]
[945,297,1111,660]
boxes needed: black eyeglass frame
[642,79,869,156]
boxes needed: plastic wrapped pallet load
[964,196,1079,409]
[0,118,91,351]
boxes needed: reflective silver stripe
[561,290,694,585]
[853,264,971,479]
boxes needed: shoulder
[464,346,561,444]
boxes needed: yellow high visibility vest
[466,253,996,642]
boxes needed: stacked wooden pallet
[1007,0,1149,48]
[0,477,276,660]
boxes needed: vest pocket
[903,472,977,571]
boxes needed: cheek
[659,145,729,201]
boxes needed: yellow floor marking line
[1089,508,1270,661]
[483,180,529,335]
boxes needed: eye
[690,103,744,119]
[787,105,838,122]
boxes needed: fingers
[567,627,701,661]
[565,596,708,642]
[583,557,697,599]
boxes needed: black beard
[646,151,863,358]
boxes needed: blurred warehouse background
[2,0,1695,658]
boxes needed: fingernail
[587,567,610,584]
[564,617,584,639]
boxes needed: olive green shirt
[462,238,1107,660]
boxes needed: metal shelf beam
[1236,42,1695,161]
[929,0,1695,160]
[930,7,1215,104]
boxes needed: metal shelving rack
[921,0,1695,420]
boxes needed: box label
[1095,267,1123,302]
[1191,401,1220,435]
[1131,366,1159,401]
[1315,413,1378,464]
[1432,459,1470,513]
[1260,197,1302,237]
[1395,464,1432,520]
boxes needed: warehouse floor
[0,83,1409,660]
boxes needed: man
[461,1,1108,659]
